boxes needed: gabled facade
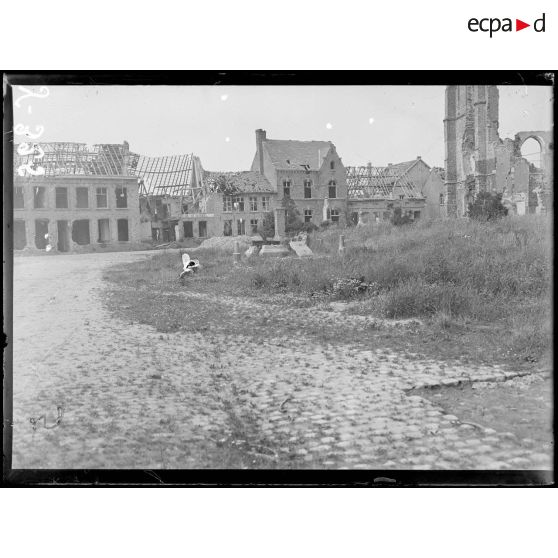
[250,129,348,226]
[345,157,444,224]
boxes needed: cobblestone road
[11,252,552,469]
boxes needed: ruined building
[251,129,348,226]
[13,142,149,252]
[133,153,205,242]
[202,170,277,238]
[346,157,445,224]
[443,85,553,217]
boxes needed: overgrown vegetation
[282,195,303,234]
[390,207,413,226]
[258,211,275,240]
[103,215,551,367]
[468,191,509,221]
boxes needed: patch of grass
[102,215,552,367]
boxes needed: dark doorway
[98,219,110,243]
[14,220,27,250]
[198,221,207,238]
[72,220,90,245]
[350,212,359,225]
[35,219,49,249]
[117,219,129,241]
[183,221,194,238]
[57,221,70,252]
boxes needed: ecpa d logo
[468,13,546,37]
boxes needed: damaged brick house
[250,129,348,227]
[345,157,444,223]
[132,152,205,242]
[443,85,553,217]
[13,141,149,252]
[202,170,277,237]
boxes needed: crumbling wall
[13,174,143,253]
[444,85,552,217]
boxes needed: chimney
[417,155,421,160]
[121,140,130,176]
[255,129,266,174]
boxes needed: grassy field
[103,215,552,369]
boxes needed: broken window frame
[250,219,258,234]
[304,209,313,223]
[233,196,245,212]
[223,195,233,212]
[261,196,270,211]
[328,180,337,199]
[223,220,233,236]
[330,208,340,223]
[76,187,89,209]
[249,196,258,212]
[96,187,108,208]
[55,187,68,209]
[330,161,335,170]
[304,180,312,199]
[237,219,246,236]
[15,186,25,209]
[283,179,291,197]
[115,186,128,209]
[33,186,46,209]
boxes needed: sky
[12,85,553,171]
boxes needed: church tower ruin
[443,86,500,217]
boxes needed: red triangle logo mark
[516,19,530,31]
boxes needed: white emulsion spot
[369,117,375,124]
[221,94,229,101]
[225,137,230,142]
[326,122,332,130]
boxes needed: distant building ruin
[443,85,553,217]
[346,157,444,224]
[13,142,147,252]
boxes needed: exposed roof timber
[346,165,424,199]
[14,142,205,200]
[130,153,198,197]
[14,142,127,177]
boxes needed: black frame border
[3,70,556,487]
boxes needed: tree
[258,211,275,240]
[468,191,508,221]
[282,195,304,235]
[390,207,413,226]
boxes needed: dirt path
[12,252,552,470]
